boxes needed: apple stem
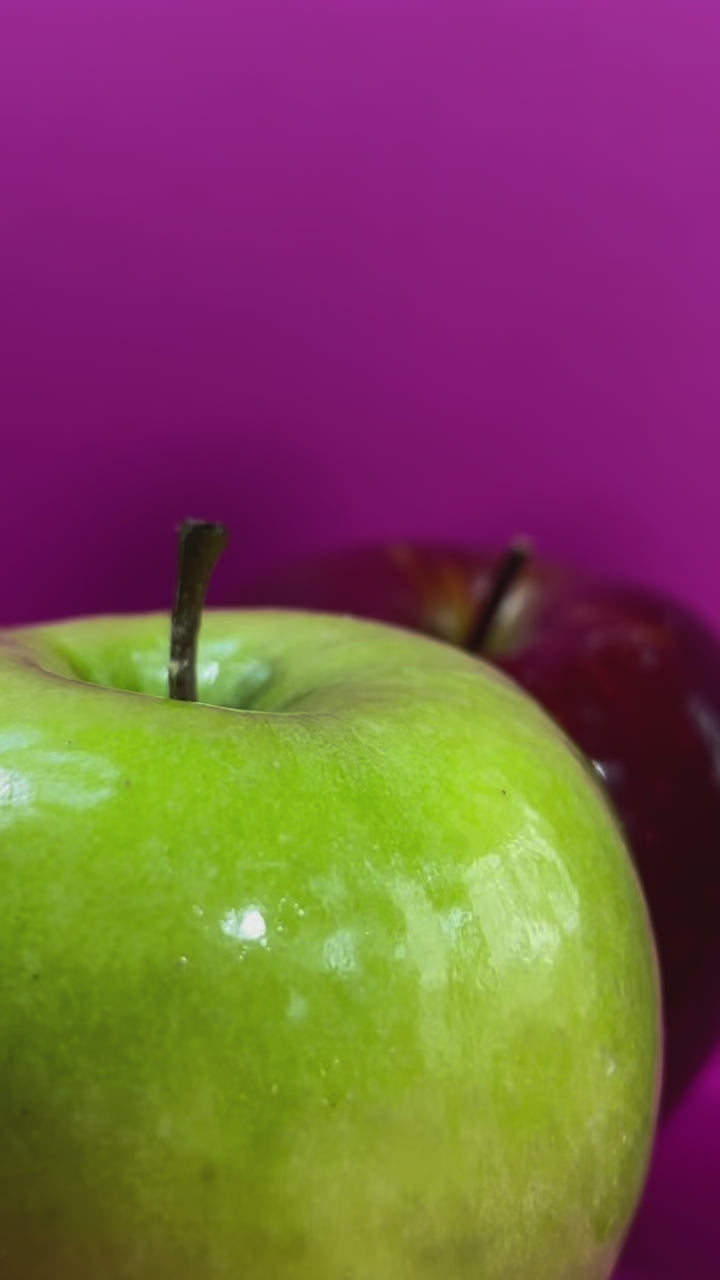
[465,539,532,652]
[169,520,229,702]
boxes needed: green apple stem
[169,520,229,702]
[465,539,531,653]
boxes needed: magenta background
[2,2,720,1273]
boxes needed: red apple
[238,541,720,1114]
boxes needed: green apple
[0,603,660,1276]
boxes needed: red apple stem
[465,539,532,653]
[169,520,229,702]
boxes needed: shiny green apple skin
[0,610,660,1279]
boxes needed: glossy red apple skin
[239,543,720,1115]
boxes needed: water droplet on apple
[192,904,204,918]
[221,907,268,944]
[177,956,189,967]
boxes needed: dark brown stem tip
[465,537,533,653]
[169,520,229,702]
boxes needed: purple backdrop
[2,2,720,1273]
